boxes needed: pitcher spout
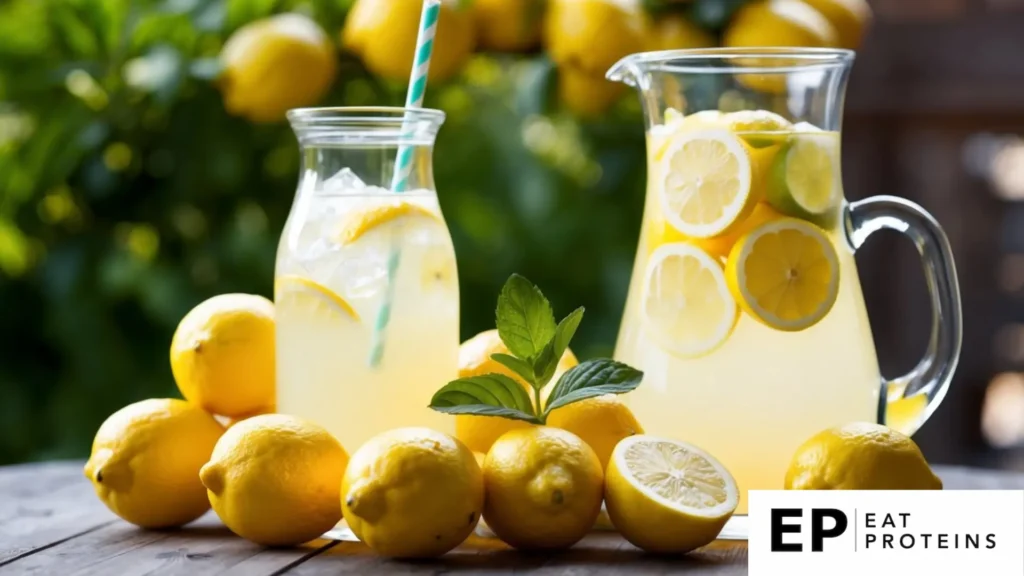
[606,53,645,88]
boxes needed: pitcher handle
[844,196,963,435]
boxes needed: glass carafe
[276,107,459,450]
[607,49,961,514]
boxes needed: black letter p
[811,509,848,552]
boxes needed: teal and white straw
[368,0,441,367]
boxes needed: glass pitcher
[276,107,459,450]
[606,49,961,514]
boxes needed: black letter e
[771,509,803,552]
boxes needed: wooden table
[2,462,1023,575]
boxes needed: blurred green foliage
[0,0,653,464]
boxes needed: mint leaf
[533,306,584,386]
[490,353,536,387]
[430,374,540,423]
[543,359,644,415]
[496,274,556,360]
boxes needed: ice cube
[322,167,366,193]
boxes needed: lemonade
[276,107,458,450]
[614,111,882,514]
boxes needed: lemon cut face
[642,243,738,358]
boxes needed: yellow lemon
[335,200,442,244]
[605,435,739,553]
[547,394,644,470]
[455,329,578,454]
[275,276,359,321]
[802,0,872,49]
[170,293,275,418]
[648,202,785,260]
[343,0,475,83]
[342,427,484,558]
[645,15,717,51]
[473,0,544,52]
[786,422,942,490]
[224,404,276,429]
[557,67,625,117]
[220,14,337,123]
[642,242,738,358]
[483,426,604,550]
[200,414,349,546]
[84,399,224,528]
[544,0,647,77]
[725,217,840,332]
[658,130,758,239]
[766,131,842,225]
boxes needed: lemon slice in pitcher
[605,435,739,553]
[336,200,441,244]
[642,243,738,357]
[725,218,839,332]
[659,130,757,239]
[276,275,360,322]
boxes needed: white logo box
[748,490,1024,576]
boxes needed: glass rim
[608,47,856,77]
[286,106,446,127]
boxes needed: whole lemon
[646,15,717,51]
[200,414,349,546]
[724,0,837,49]
[84,399,224,528]
[483,426,603,550]
[547,393,643,470]
[544,0,647,77]
[557,67,625,118]
[802,0,872,49]
[473,0,544,52]
[455,329,577,454]
[220,13,337,123]
[786,422,943,490]
[170,293,275,418]
[343,0,475,83]
[224,404,276,429]
[342,427,484,558]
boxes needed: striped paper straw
[367,0,441,367]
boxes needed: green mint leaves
[429,274,643,424]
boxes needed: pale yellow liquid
[275,186,458,451]
[614,129,882,514]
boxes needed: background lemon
[645,15,716,51]
[473,0,544,52]
[605,435,738,553]
[200,414,348,546]
[786,422,942,490]
[454,329,577,453]
[84,398,224,528]
[543,0,646,77]
[548,393,644,470]
[483,426,603,550]
[170,293,276,418]
[342,427,483,558]
[343,0,475,83]
[557,67,625,118]
[220,14,337,123]
[802,0,872,49]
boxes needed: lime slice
[643,243,738,357]
[767,132,841,223]
[725,217,840,332]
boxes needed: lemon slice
[767,133,840,222]
[642,243,738,357]
[726,218,839,332]
[336,200,441,244]
[275,275,359,321]
[660,130,755,239]
[605,435,739,553]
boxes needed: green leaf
[543,359,644,415]
[533,306,584,386]
[430,374,540,423]
[495,273,556,361]
[490,353,536,387]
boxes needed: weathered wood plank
[281,533,747,575]
[0,513,333,576]
[0,462,116,566]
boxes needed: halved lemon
[275,275,359,321]
[642,243,738,357]
[725,218,840,332]
[766,132,841,223]
[605,435,739,553]
[659,130,756,239]
[336,200,441,244]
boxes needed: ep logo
[771,508,848,552]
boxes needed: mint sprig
[429,274,643,424]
